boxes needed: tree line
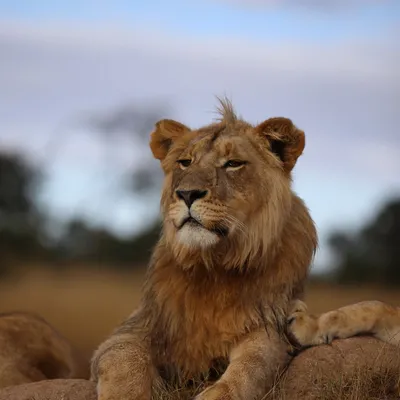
[0,150,399,285]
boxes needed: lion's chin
[176,223,220,249]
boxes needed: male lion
[91,98,318,400]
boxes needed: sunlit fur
[91,99,318,400]
[159,112,300,271]
[289,299,400,348]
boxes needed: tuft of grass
[287,362,400,400]
[151,381,205,400]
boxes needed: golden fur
[288,299,400,349]
[91,98,318,400]
[0,311,89,389]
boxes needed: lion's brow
[211,125,225,141]
[208,125,226,147]
[189,125,225,148]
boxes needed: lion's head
[149,99,306,270]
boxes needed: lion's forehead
[184,133,254,162]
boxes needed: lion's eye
[177,159,192,169]
[223,160,246,169]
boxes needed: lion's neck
[148,235,298,305]
[161,233,278,273]
[148,193,317,299]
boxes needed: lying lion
[90,98,400,400]
[0,311,88,389]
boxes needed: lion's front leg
[91,307,160,400]
[287,299,400,348]
[288,299,349,346]
[91,332,157,400]
[195,330,290,400]
[286,299,324,347]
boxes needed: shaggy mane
[214,96,238,125]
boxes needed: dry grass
[311,366,400,400]
[303,280,400,314]
[0,265,399,400]
[0,266,399,357]
[0,265,146,358]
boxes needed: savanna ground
[0,265,400,400]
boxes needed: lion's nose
[176,190,208,208]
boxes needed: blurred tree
[0,152,46,270]
[65,101,167,267]
[330,197,400,286]
[128,219,161,264]
[79,101,168,194]
[57,219,97,261]
[0,101,168,272]
[57,218,161,267]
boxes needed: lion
[288,299,400,349]
[90,98,318,400]
[0,311,89,389]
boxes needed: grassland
[0,265,399,360]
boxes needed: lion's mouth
[179,216,229,237]
[180,216,203,229]
[210,225,229,237]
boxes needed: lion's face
[150,100,306,263]
[162,125,286,249]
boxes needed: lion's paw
[287,300,330,347]
[194,381,235,400]
[288,299,309,316]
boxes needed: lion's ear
[255,117,305,172]
[149,119,191,160]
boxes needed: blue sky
[0,0,399,271]
[1,0,398,41]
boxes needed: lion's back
[0,311,89,389]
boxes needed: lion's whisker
[224,214,248,237]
